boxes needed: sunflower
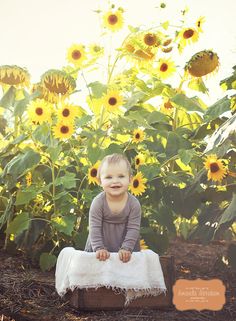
[155,58,176,79]
[40,69,76,103]
[57,104,80,123]
[140,239,148,250]
[27,99,53,124]
[143,33,161,48]
[178,27,199,52]
[103,10,124,32]
[160,98,175,115]
[130,172,147,196]
[26,172,32,187]
[132,129,145,143]
[52,122,74,140]
[103,90,123,112]
[204,154,227,182]
[67,44,87,67]
[88,161,100,185]
[196,16,205,33]
[230,96,236,112]
[185,50,219,78]
[89,44,104,57]
[133,49,155,64]
[134,154,145,169]
[0,65,30,87]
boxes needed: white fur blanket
[55,247,167,305]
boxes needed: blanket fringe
[60,284,167,306]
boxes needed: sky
[0,0,235,106]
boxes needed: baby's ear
[129,175,133,183]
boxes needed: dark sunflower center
[136,159,140,165]
[62,108,70,117]
[133,179,139,188]
[135,133,140,139]
[160,63,168,72]
[108,14,118,25]
[144,34,156,46]
[90,168,97,177]
[60,125,69,134]
[36,107,43,115]
[108,97,117,106]
[72,50,82,60]
[183,29,194,39]
[210,162,220,173]
[45,77,70,95]
[164,101,173,109]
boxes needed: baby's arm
[119,200,141,263]
[89,199,110,260]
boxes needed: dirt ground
[0,238,235,321]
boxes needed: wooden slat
[69,255,175,310]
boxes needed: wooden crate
[69,255,175,310]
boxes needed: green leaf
[87,145,102,164]
[39,252,57,272]
[204,96,231,121]
[15,190,37,205]
[166,132,192,158]
[55,172,76,189]
[46,145,62,162]
[171,93,204,112]
[139,164,160,180]
[0,86,16,109]
[75,114,92,128]
[88,81,107,98]
[14,97,30,117]
[188,78,209,94]
[178,149,194,165]
[218,193,236,227]
[204,112,236,152]
[32,123,52,146]
[179,221,191,240]
[126,110,154,128]
[147,111,169,124]
[52,214,76,236]
[4,149,41,178]
[6,212,30,236]
[128,25,140,33]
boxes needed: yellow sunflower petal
[67,44,87,67]
[88,161,101,185]
[132,129,145,143]
[134,153,146,169]
[40,69,76,103]
[130,172,147,196]
[103,90,123,113]
[204,154,227,182]
[52,122,74,140]
[27,99,53,124]
[0,65,30,88]
[155,58,176,79]
[103,10,124,32]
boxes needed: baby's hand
[118,249,131,263]
[96,249,110,261]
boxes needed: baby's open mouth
[111,186,121,189]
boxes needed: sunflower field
[0,3,235,272]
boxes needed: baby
[85,153,141,263]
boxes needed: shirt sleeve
[121,200,141,252]
[88,197,105,251]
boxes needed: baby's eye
[119,175,125,178]
[105,176,112,179]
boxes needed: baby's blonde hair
[97,153,132,182]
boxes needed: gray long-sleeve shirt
[84,191,141,252]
